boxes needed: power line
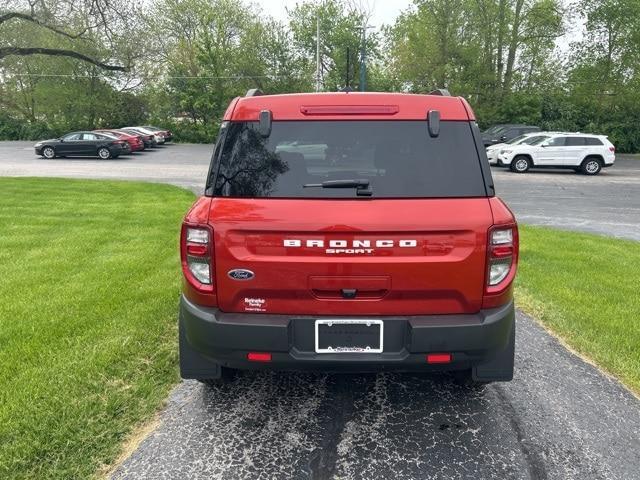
[3,73,311,80]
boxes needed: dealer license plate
[315,319,383,353]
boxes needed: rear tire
[510,155,531,173]
[199,368,237,387]
[42,147,55,159]
[453,370,491,388]
[581,157,602,175]
[97,147,112,159]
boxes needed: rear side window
[565,137,585,146]
[584,137,603,146]
[210,121,488,198]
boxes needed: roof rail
[428,88,451,96]
[245,88,264,97]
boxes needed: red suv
[179,90,518,385]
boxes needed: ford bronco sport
[179,90,519,385]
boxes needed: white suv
[497,133,615,175]
[486,133,551,165]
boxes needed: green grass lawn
[0,178,638,479]
[0,178,195,479]
[516,225,640,394]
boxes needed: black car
[34,131,126,159]
[482,124,540,146]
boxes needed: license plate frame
[314,319,384,354]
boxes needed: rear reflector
[300,105,399,116]
[186,244,208,256]
[426,353,452,364]
[247,352,272,362]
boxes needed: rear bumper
[179,295,515,374]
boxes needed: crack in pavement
[112,312,640,480]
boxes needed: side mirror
[427,110,440,137]
[540,143,548,147]
[258,110,272,137]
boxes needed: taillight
[609,146,615,152]
[484,225,518,307]
[181,223,214,292]
[488,228,513,285]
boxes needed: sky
[254,0,414,30]
[254,0,581,54]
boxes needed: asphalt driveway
[112,312,640,480]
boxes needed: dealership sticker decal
[244,297,266,312]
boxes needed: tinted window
[506,134,527,144]
[212,121,487,198]
[546,137,567,147]
[584,137,603,146]
[484,126,503,135]
[63,133,81,141]
[565,137,585,146]
[502,129,519,139]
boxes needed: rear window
[210,121,487,198]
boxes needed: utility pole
[358,25,373,92]
[316,17,321,92]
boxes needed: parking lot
[1,141,639,241]
[1,141,639,479]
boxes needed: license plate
[315,319,383,353]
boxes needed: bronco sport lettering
[178,89,519,386]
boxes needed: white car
[132,126,165,144]
[486,133,551,165]
[496,133,615,175]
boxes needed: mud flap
[179,313,222,380]
[472,315,515,382]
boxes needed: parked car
[497,133,615,174]
[119,128,157,148]
[128,126,165,144]
[34,131,126,159]
[486,133,551,165]
[139,125,173,142]
[482,124,541,146]
[178,89,519,386]
[94,129,144,151]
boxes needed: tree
[0,0,138,71]
[287,0,379,91]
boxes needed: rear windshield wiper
[303,179,372,196]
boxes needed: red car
[178,90,519,386]
[94,129,144,152]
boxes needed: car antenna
[340,47,354,92]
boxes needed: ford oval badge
[228,269,255,281]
